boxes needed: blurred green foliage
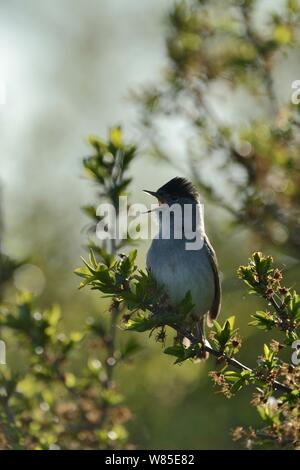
[136,0,300,257]
[0,128,140,449]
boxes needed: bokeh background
[1,0,300,449]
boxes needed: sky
[0,0,174,261]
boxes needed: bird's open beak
[143,190,159,198]
[143,189,161,213]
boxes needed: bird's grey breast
[147,237,215,318]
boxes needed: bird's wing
[204,235,221,326]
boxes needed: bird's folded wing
[204,235,221,326]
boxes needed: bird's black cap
[157,177,199,202]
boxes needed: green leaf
[249,311,276,330]
[164,343,200,364]
[223,370,240,383]
[218,320,231,348]
[74,266,91,279]
[226,316,235,331]
[125,316,155,332]
[213,320,222,335]
[263,343,270,359]
[118,250,137,277]
[164,345,185,360]
[257,405,267,421]
[230,378,245,394]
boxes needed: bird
[144,177,221,349]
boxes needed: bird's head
[143,177,199,206]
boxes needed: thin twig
[177,326,292,394]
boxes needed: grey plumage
[145,177,221,329]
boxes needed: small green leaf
[125,316,155,332]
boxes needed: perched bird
[144,177,221,345]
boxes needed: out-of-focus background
[1,0,300,449]
[0,0,173,300]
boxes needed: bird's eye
[157,194,165,205]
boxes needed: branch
[177,326,292,394]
